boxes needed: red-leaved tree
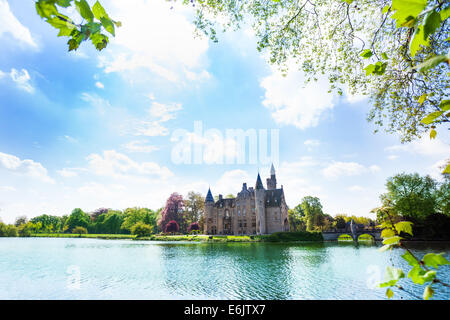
[158,193,184,232]
[165,220,179,233]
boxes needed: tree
[35,0,120,52]
[18,222,33,237]
[65,208,90,232]
[382,173,438,221]
[31,214,62,233]
[300,196,324,231]
[334,215,347,229]
[121,207,157,232]
[72,226,88,236]
[14,216,28,227]
[184,192,205,229]
[131,222,153,237]
[158,193,185,233]
[176,0,449,147]
[288,204,305,231]
[165,220,180,234]
[436,173,450,216]
[0,223,18,237]
[91,208,108,222]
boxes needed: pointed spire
[205,188,214,203]
[270,163,276,176]
[256,173,264,190]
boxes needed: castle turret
[266,163,277,190]
[255,173,266,234]
[204,188,215,234]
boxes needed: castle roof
[270,163,276,175]
[255,173,264,190]
[265,189,284,207]
[205,188,214,203]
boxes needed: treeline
[374,172,450,240]
[0,191,206,238]
[287,196,376,232]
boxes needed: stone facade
[204,165,289,235]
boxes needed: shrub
[0,223,18,237]
[72,226,88,236]
[131,222,153,237]
[18,223,33,237]
[165,220,179,233]
[187,222,200,233]
[265,231,323,242]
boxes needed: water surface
[0,238,449,299]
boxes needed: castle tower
[266,163,277,190]
[204,188,215,234]
[255,173,266,234]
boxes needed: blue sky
[0,0,448,223]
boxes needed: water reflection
[0,238,448,300]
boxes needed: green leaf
[423,286,434,300]
[381,228,395,239]
[382,5,390,14]
[379,266,405,287]
[410,25,429,57]
[440,6,450,21]
[379,244,393,252]
[418,93,427,105]
[443,163,450,174]
[383,236,402,245]
[421,111,444,124]
[35,1,58,19]
[360,49,373,58]
[364,64,376,76]
[423,10,442,41]
[402,251,420,267]
[100,17,115,36]
[414,55,449,72]
[391,0,427,28]
[440,100,450,111]
[90,33,109,51]
[68,38,79,51]
[408,266,427,284]
[56,0,72,7]
[422,253,450,269]
[92,1,108,20]
[381,52,389,60]
[395,221,413,236]
[430,129,437,139]
[386,288,394,299]
[75,0,94,23]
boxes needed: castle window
[238,210,240,216]
[243,208,246,216]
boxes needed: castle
[204,164,289,235]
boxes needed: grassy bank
[31,233,137,240]
[29,231,323,242]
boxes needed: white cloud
[385,136,450,158]
[98,0,209,84]
[348,185,364,192]
[86,150,173,180]
[95,81,104,89]
[81,93,111,115]
[63,135,78,144]
[260,62,336,129]
[214,169,252,196]
[128,101,183,137]
[387,155,398,160]
[122,140,159,153]
[0,68,35,93]
[0,186,16,191]
[149,102,182,121]
[322,161,377,179]
[428,159,449,180]
[0,151,54,183]
[0,0,37,48]
[56,167,87,178]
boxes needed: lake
[0,238,449,300]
